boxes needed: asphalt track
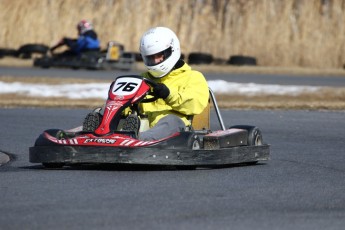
[0,67,345,230]
[1,66,345,87]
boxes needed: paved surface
[1,68,345,230]
[1,108,344,230]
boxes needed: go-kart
[29,75,270,169]
[33,41,135,71]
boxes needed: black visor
[143,47,172,66]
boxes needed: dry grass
[1,0,345,68]
[0,94,103,109]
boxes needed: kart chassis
[29,76,270,168]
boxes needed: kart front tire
[83,112,102,132]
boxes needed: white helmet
[139,27,181,78]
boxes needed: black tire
[17,44,49,59]
[0,48,19,57]
[230,125,263,165]
[227,55,257,66]
[247,126,263,146]
[188,52,213,65]
[229,125,263,146]
[82,112,102,132]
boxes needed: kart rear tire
[230,125,263,146]
[247,126,263,146]
[229,125,263,165]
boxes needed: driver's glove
[153,83,170,99]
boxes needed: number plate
[111,77,143,96]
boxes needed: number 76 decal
[111,77,143,96]
[114,82,138,92]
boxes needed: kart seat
[190,95,211,130]
[106,41,124,61]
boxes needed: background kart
[29,75,270,169]
[33,41,136,71]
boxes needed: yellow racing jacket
[140,63,209,128]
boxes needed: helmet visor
[143,47,172,66]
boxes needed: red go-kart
[29,75,270,169]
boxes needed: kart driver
[50,19,100,56]
[123,26,209,141]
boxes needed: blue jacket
[65,30,100,55]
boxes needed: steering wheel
[141,78,159,103]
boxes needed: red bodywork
[40,76,180,147]
[95,76,150,135]
[43,131,165,147]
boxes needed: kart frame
[33,41,136,71]
[29,77,270,168]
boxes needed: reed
[1,0,345,68]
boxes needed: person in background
[50,19,100,56]
[122,26,209,141]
